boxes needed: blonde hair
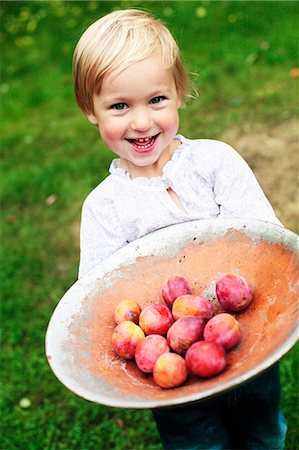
[73,9,192,113]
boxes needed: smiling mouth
[126,133,160,151]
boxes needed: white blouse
[78,135,281,278]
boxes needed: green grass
[1,1,298,449]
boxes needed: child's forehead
[100,55,176,92]
[101,45,171,80]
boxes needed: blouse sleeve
[213,143,283,226]
[78,197,126,279]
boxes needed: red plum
[139,304,174,335]
[186,341,227,377]
[112,321,145,359]
[135,334,170,373]
[162,274,191,307]
[204,313,241,350]
[172,294,214,321]
[216,274,253,312]
[167,315,205,355]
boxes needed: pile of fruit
[111,273,253,388]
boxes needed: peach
[186,341,227,378]
[112,321,145,359]
[113,299,141,325]
[172,294,214,321]
[139,304,174,335]
[153,353,188,388]
[162,274,191,307]
[203,313,241,350]
[167,316,205,355]
[135,334,170,373]
[216,274,253,312]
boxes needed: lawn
[1,1,298,449]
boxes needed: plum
[162,274,191,307]
[204,313,241,350]
[167,315,205,355]
[172,294,214,321]
[113,299,141,324]
[216,274,253,312]
[139,304,174,335]
[135,334,170,373]
[153,353,188,388]
[186,341,227,378]
[111,321,145,359]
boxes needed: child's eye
[150,96,166,104]
[111,102,128,110]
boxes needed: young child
[73,9,287,449]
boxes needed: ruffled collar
[109,135,188,188]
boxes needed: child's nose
[130,107,152,132]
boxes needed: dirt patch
[221,120,299,231]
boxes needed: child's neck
[120,138,181,180]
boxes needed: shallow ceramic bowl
[46,219,298,409]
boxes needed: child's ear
[177,96,182,109]
[85,111,99,126]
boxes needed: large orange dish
[46,219,298,408]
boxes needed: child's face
[86,53,181,177]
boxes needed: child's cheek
[159,107,180,132]
[99,119,124,142]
